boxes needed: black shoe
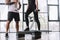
[5,33,9,38]
[35,31,41,39]
[24,28,29,31]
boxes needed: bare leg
[5,21,11,37]
[6,21,11,33]
[15,21,19,32]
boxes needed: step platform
[18,30,51,39]
[34,31,41,39]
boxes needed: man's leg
[5,12,13,37]
[14,12,20,32]
[6,21,11,33]
[14,12,20,38]
[5,21,11,37]
[15,21,19,32]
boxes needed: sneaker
[5,33,9,38]
[24,28,29,31]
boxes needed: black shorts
[8,12,20,22]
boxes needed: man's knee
[7,21,11,24]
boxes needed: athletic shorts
[8,12,20,22]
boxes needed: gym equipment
[18,30,52,39]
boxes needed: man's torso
[8,0,19,13]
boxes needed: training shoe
[5,33,9,38]
[24,28,29,31]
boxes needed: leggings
[25,6,40,30]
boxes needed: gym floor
[0,32,59,40]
